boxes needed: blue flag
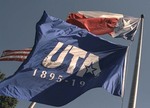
[0,11,127,106]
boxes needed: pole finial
[141,14,144,18]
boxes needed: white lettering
[76,53,101,77]
[42,42,101,77]
[42,42,72,68]
[67,46,87,74]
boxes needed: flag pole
[28,102,36,108]
[121,46,129,98]
[128,14,144,108]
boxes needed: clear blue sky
[0,0,149,108]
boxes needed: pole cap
[141,14,144,18]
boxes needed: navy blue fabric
[0,11,127,106]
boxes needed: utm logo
[42,42,101,77]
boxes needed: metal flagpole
[128,14,144,108]
[28,102,36,108]
[121,46,130,98]
[121,46,130,108]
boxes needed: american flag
[0,48,31,62]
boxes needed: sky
[0,0,150,108]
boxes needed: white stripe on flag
[0,55,28,61]
[0,48,31,62]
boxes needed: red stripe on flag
[0,55,28,62]
[66,13,118,35]
[2,48,31,55]
[0,48,31,62]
